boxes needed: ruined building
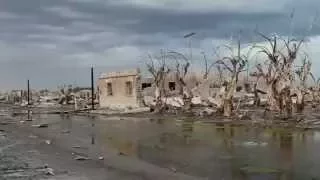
[98,69,143,109]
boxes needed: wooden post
[20,90,23,104]
[91,66,95,110]
[26,80,32,121]
[27,80,30,105]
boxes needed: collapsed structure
[96,68,256,111]
[98,69,144,109]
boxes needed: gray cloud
[0,0,319,89]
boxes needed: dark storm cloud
[0,0,319,89]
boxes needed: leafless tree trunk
[295,56,312,113]
[252,32,304,118]
[146,52,170,113]
[167,51,193,111]
[216,65,224,87]
[311,79,320,104]
[216,39,248,117]
[201,52,215,80]
[250,74,261,106]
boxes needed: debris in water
[241,141,268,147]
[98,156,104,160]
[74,155,90,161]
[45,168,55,176]
[240,166,280,174]
[118,152,126,156]
[260,142,268,147]
[72,146,81,149]
[61,130,70,134]
[169,167,177,173]
[28,135,38,138]
[45,140,51,145]
[242,141,259,146]
[36,165,55,176]
[27,150,37,153]
[32,123,49,128]
[0,132,6,137]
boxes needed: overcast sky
[0,0,320,90]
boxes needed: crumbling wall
[98,69,142,109]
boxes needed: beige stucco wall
[98,74,142,109]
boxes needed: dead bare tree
[252,32,304,118]
[249,71,263,106]
[311,78,320,104]
[167,51,193,111]
[146,52,170,113]
[215,39,249,117]
[58,84,73,105]
[252,11,318,117]
[215,65,224,87]
[294,55,313,112]
[201,52,216,80]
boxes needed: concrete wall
[98,70,143,109]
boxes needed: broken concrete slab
[191,96,202,105]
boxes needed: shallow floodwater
[26,113,320,179]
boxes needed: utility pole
[183,32,196,62]
[27,79,30,105]
[247,62,250,82]
[91,66,94,110]
[27,79,32,121]
[20,90,23,104]
[91,116,95,145]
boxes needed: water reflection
[272,130,277,141]
[60,113,72,133]
[279,130,293,180]
[215,124,235,154]
[182,118,194,145]
[230,125,235,138]
[157,118,164,125]
[90,115,96,145]
[27,109,32,121]
[35,114,320,180]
